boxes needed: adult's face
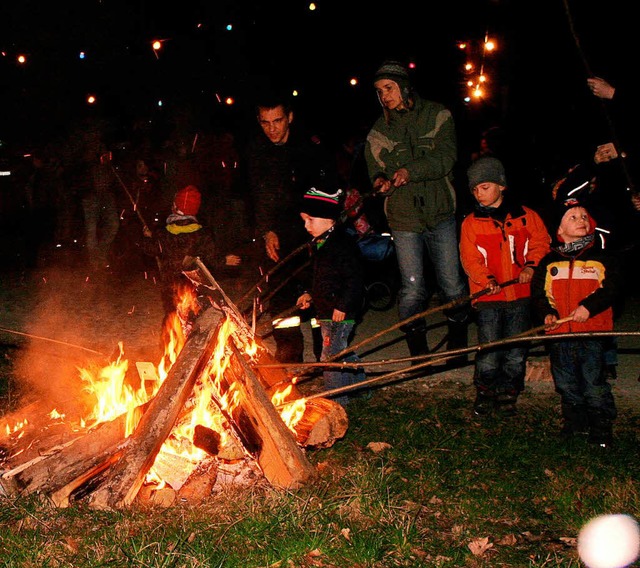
[257,105,293,145]
[374,79,405,111]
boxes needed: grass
[1,375,639,568]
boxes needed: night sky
[0,0,634,179]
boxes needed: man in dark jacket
[245,92,336,363]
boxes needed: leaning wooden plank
[225,341,316,490]
[87,306,224,510]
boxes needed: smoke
[11,265,165,417]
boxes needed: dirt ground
[1,246,639,419]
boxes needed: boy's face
[558,206,591,243]
[472,182,504,208]
[300,213,335,237]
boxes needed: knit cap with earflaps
[300,188,343,220]
[374,60,411,92]
[173,185,202,216]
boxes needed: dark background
[0,0,634,189]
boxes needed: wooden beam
[224,341,316,489]
[87,307,224,510]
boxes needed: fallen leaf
[62,537,79,553]
[429,495,443,505]
[496,534,517,546]
[366,441,391,453]
[307,549,322,557]
[341,528,351,541]
[559,536,577,546]
[468,536,493,557]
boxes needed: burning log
[87,306,225,510]
[292,398,348,449]
[0,407,134,505]
[222,341,316,490]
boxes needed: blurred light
[485,40,496,51]
[79,51,86,59]
[464,96,471,103]
[309,2,317,10]
[225,97,234,105]
[464,62,473,71]
[479,74,487,83]
[17,54,27,64]
[152,40,162,51]
[473,87,483,98]
[87,94,97,104]
[226,24,233,31]
[157,100,163,107]
[408,61,416,69]
[292,89,299,97]
[466,80,473,87]
[349,77,358,86]
[458,42,467,50]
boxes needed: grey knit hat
[467,156,507,190]
[374,60,411,92]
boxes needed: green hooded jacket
[365,94,458,231]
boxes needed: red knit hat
[174,185,201,216]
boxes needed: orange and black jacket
[459,199,551,305]
[531,236,623,334]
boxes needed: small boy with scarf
[532,195,623,447]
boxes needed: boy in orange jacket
[460,157,551,416]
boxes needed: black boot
[473,388,496,416]
[495,389,519,417]
[587,409,613,448]
[400,321,429,362]
[444,318,469,368]
[560,403,589,439]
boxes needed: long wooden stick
[313,278,519,369]
[0,326,106,357]
[279,320,640,405]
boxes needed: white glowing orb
[578,514,640,568]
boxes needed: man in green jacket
[365,60,469,363]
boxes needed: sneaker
[495,392,518,417]
[588,427,613,449]
[473,392,495,416]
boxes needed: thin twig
[0,326,107,357]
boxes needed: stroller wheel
[365,280,395,311]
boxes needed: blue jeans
[474,300,530,395]
[548,339,617,419]
[319,321,365,406]
[392,217,467,322]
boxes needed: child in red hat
[142,184,241,324]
